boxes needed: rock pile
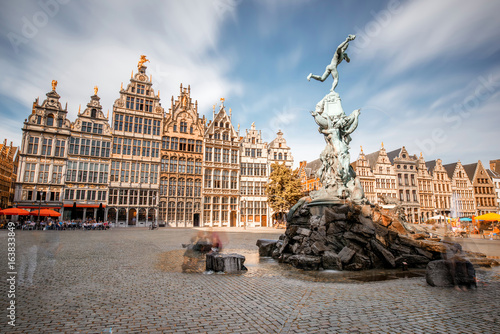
[258,199,498,271]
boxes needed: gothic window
[169,178,176,197]
[186,179,194,197]
[187,159,194,174]
[170,157,177,172]
[167,202,175,222]
[161,156,169,172]
[178,158,186,173]
[178,179,185,196]
[195,179,201,197]
[195,160,202,174]
[177,202,184,222]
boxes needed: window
[170,158,177,172]
[114,114,123,130]
[231,150,238,164]
[134,117,143,133]
[187,159,194,174]
[163,137,170,150]
[213,170,221,188]
[47,115,54,126]
[24,163,36,182]
[41,138,52,156]
[169,178,176,197]
[180,121,187,133]
[178,158,186,173]
[195,160,202,174]
[144,118,152,134]
[179,138,187,151]
[186,179,194,197]
[153,120,160,135]
[137,84,145,94]
[135,98,144,111]
[171,137,178,150]
[222,170,229,189]
[145,100,153,112]
[214,148,221,162]
[223,149,229,163]
[178,179,185,196]
[124,116,133,132]
[161,156,169,172]
[58,118,63,127]
[205,147,212,161]
[126,96,135,109]
[54,139,65,157]
[204,169,212,188]
[188,139,195,152]
[196,140,202,153]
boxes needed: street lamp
[37,190,43,223]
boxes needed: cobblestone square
[1,228,499,333]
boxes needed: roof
[425,160,437,175]
[461,163,478,183]
[443,162,458,179]
[487,169,500,180]
[303,158,321,178]
[386,148,402,164]
[364,150,379,169]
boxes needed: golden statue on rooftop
[138,55,149,69]
[94,86,98,95]
[51,80,58,91]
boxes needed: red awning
[63,204,106,208]
[17,206,62,209]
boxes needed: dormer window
[46,115,54,126]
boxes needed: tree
[266,162,303,222]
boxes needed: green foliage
[266,162,303,215]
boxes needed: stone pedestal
[205,253,247,273]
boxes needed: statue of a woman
[307,34,355,92]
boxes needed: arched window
[47,115,54,126]
[177,178,185,197]
[160,177,167,196]
[278,153,283,160]
[178,158,186,173]
[187,159,194,173]
[159,201,166,222]
[222,170,229,188]
[169,178,177,197]
[161,156,169,172]
[177,202,184,222]
[170,157,177,172]
[167,202,176,222]
[195,159,202,174]
[186,179,193,197]
[185,202,193,222]
[195,179,201,197]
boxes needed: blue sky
[1,0,499,168]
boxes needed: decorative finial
[420,152,423,158]
[238,124,240,131]
[78,104,81,114]
[51,80,58,91]
[381,142,384,148]
[157,90,160,98]
[107,110,109,118]
[121,82,123,90]
[220,97,225,104]
[131,71,133,78]
[150,74,152,82]
[251,122,255,128]
[360,145,363,153]
[94,86,98,95]
[138,55,149,69]
[212,104,216,112]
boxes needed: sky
[1,0,499,168]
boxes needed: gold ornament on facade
[138,55,149,69]
[51,80,58,91]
